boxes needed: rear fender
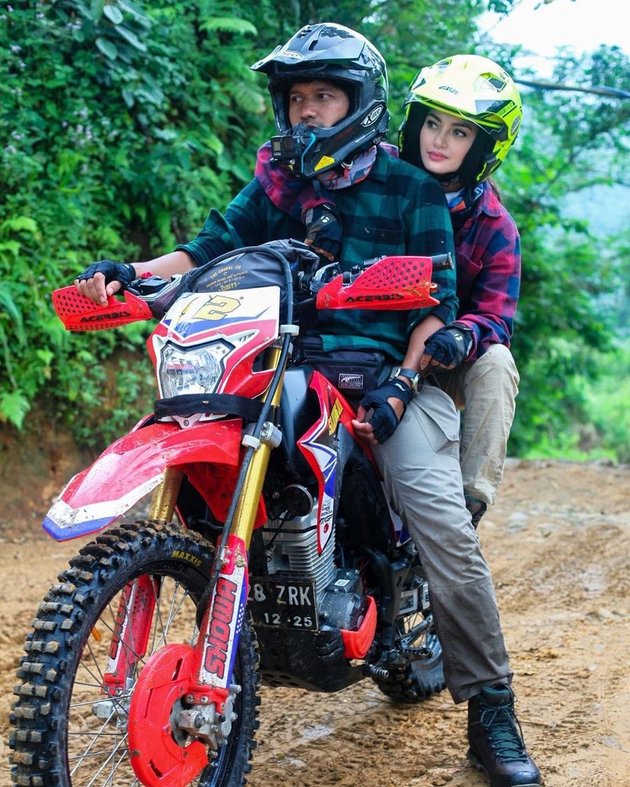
[43,419,242,541]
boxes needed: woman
[399,54,523,527]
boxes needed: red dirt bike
[10,240,452,786]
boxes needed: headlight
[158,340,232,398]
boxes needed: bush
[0,0,263,447]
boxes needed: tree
[0,0,264,438]
[496,45,630,457]
[1,0,627,462]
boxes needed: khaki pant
[433,344,519,506]
[374,384,511,703]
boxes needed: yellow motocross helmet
[399,54,522,185]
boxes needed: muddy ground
[0,453,628,786]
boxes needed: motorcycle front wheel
[9,522,259,787]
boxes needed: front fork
[105,349,283,747]
[102,468,184,694]
[179,414,280,749]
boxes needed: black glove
[302,203,343,262]
[359,378,413,444]
[76,260,136,288]
[423,325,473,369]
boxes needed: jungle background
[0,0,629,462]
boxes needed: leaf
[103,4,124,25]
[114,24,147,52]
[116,0,152,29]
[135,85,165,106]
[96,36,118,59]
[203,133,224,156]
[154,128,177,141]
[200,17,257,36]
[1,216,39,235]
[121,88,135,107]
[0,241,21,258]
[36,349,55,365]
[0,390,30,429]
[0,285,26,344]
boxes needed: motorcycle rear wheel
[372,610,445,702]
[9,521,259,787]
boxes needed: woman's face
[288,80,350,128]
[419,108,478,190]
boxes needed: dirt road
[0,459,628,786]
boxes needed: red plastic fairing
[316,255,439,311]
[52,286,153,331]
[182,462,268,529]
[340,596,377,659]
[43,419,243,540]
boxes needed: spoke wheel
[9,522,260,786]
[372,608,446,702]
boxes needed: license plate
[248,577,318,630]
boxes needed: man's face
[288,80,350,128]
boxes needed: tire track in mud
[250,684,471,786]
[246,461,630,787]
[0,460,628,787]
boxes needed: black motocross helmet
[251,22,389,178]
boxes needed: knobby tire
[372,610,446,702]
[9,521,260,787]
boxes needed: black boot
[468,685,542,787]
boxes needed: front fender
[43,419,242,541]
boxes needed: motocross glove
[302,203,343,263]
[359,378,413,444]
[76,260,136,289]
[423,325,473,369]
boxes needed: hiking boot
[465,493,487,528]
[468,685,542,787]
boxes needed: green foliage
[498,46,630,462]
[0,0,266,444]
[0,0,627,465]
[582,340,630,463]
[519,339,630,464]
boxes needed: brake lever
[307,262,341,292]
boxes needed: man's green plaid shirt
[178,148,457,362]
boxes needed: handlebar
[428,253,454,271]
[305,252,453,295]
[54,251,453,331]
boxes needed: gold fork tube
[148,467,183,524]
[230,444,273,545]
[231,345,283,546]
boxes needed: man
[76,23,541,787]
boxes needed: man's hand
[75,260,136,305]
[419,325,473,371]
[352,377,413,445]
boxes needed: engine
[262,483,336,598]
[261,481,370,635]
